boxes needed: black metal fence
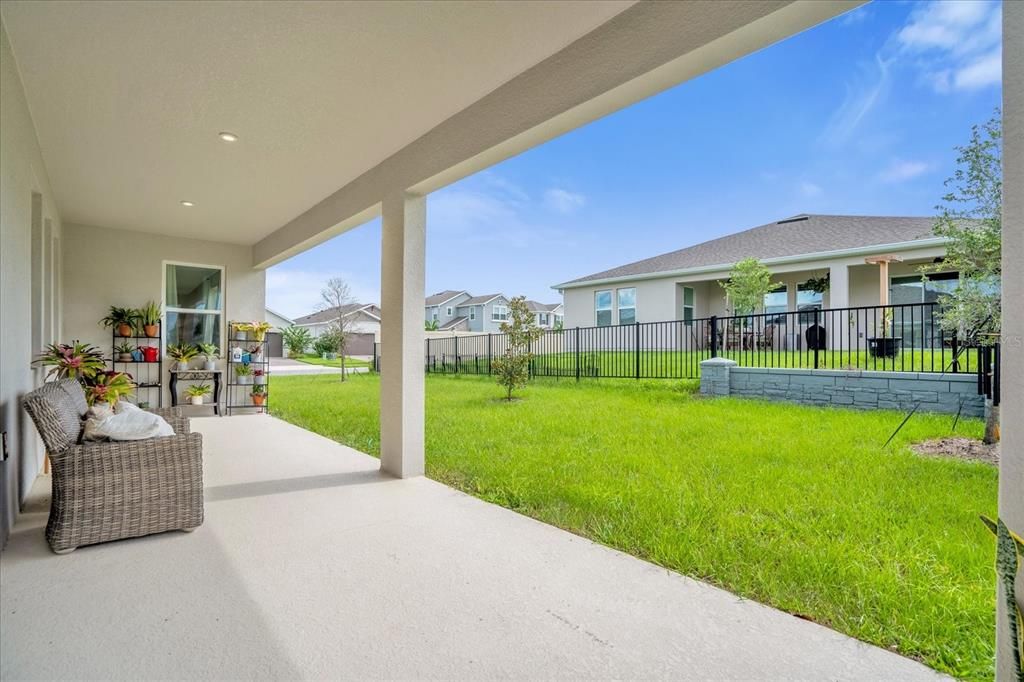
[978,343,1001,407]
[371,301,980,380]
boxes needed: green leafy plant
[425,319,439,331]
[802,273,830,294]
[138,301,161,326]
[313,330,341,357]
[237,321,272,342]
[491,296,543,401]
[85,371,135,406]
[281,326,312,357]
[234,364,254,377]
[167,343,199,363]
[186,383,212,398]
[980,515,1023,676]
[100,306,141,335]
[32,342,106,381]
[114,341,136,357]
[198,343,219,359]
[719,258,778,317]
[250,383,266,395]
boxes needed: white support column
[827,264,850,351]
[997,1,1023,678]
[379,191,426,478]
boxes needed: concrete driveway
[269,357,369,376]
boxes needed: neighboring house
[293,303,382,340]
[554,214,954,329]
[265,307,294,331]
[425,290,511,333]
[525,300,564,329]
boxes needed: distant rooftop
[558,214,945,287]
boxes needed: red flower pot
[140,346,159,362]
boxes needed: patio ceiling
[0,0,632,243]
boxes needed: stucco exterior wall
[560,245,950,329]
[0,22,64,548]
[62,223,265,407]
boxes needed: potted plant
[232,322,249,341]
[167,343,199,371]
[185,383,212,405]
[253,368,266,385]
[250,383,267,406]
[247,321,272,343]
[247,343,264,364]
[234,363,254,385]
[32,342,106,380]
[100,306,141,338]
[138,301,161,338]
[84,371,136,406]
[868,307,903,358]
[198,343,219,370]
[114,341,136,362]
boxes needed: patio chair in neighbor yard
[757,324,776,350]
[22,379,204,554]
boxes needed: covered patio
[1,414,939,680]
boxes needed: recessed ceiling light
[180,200,195,207]
[218,131,239,142]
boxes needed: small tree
[921,111,1002,443]
[281,325,312,358]
[492,296,543,401]
[320,277,355,382]
[719,258,777,317]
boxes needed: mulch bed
[911,437,999,466]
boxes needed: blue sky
[267,0,1002,319]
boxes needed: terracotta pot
[143,324,158,338]
[117,323,133,337]
[251,394,266,406]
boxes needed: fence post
[454,335,459,374]
[426,338,431,374]
[951,330,960,373]
[635,322,641,379]
[575,327,581,381]
[710,316,718,358]
[487,333,492,375]
[813,309,820,369]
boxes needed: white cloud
[840,5,871,26]
[798,181,823,198]
[878,158,932,183]
[265,268,379,320]
[895,0,1001,93]
[543,188,586,214]
[820,54,891,146]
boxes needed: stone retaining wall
[699,358,984,417]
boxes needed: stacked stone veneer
[699,358,984,417]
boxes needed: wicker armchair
[22,379,204,554]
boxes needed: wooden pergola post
[864,254,904,305]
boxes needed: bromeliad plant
[250,383,267,406]
[138,301,161,337]
[114,341,136,361]
[85,371,136,406]
[167,343,199,370]
[32,343,106,381]
[100,306,142,337]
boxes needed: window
[797,284,823,323]
[446,306,453,316]
[763,285,787,323]
[469,308,476,321]
[617,287,636,325]
[492,305,507,321]
[681,286,695,326]
[165,262,223,348]
[539,313,549,326]
[432,308,439,322]
[595,290,612,327]
[891,272,961,347]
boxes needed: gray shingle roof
[559,214,944,287]
[458,294,504,306]
[293,303,376,325]
[524,300,562,312]
[425,290,466,306]
[438,316,469,330]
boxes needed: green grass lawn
[295,354,373,369]
[271,373,997,679]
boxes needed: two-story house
[425,290,512,332]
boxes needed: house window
[797,283,823,323]
[890,272,960,304]
[763,285,787,323]
[539,313,549,326]
[469,308,476,321]
[617,287,636,325]
[492,305,507,321]
[432,308,439,322]
[164,262,223,347]
[446,306,453,316]
[681,286,695,326]
[595,290,612,327]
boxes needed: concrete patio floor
[1,415,943,680]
